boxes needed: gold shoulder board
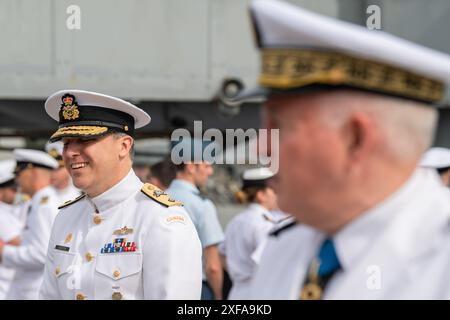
[58,193,86,210]
[141,183,183,207]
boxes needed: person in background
[167,138,224,300]
[0,159,22,299]
[0,149,59,300]
[220,168,279,299]
[419,147,450,187]
[45,141,81,205]
[148,156,177,190]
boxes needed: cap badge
[61,94,80,120]
[153,190,165,198]
[40,196,49,204]
[48,148,59,159]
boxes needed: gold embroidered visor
[49,125,109,142]
[260,48,445,103]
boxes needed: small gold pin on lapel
[113,226,134,236]
[64,233,73,244]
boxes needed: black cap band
[58,105,135,136]
[14,161,55,174]
[0,178,16,189]
[242,178,269,190]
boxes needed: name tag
[55,245,70,252]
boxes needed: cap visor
[230,85,335,104]
[230,87,269,104]
[49,125,109,142]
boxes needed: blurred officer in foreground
[237,0,450,299]
[45,141,81,205]
[39,90,201,300]
[221,168,279,299]
[0,160,22,299]
[167,139,224,300]
[420,147,450,187]
[0,149,59,300]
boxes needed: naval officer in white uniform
[0,160,22,299]
[39,90,202,300]
[235,0,450,299]
[0,149,59,300]
[221,168,279,299]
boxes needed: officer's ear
[115,134,134,159]
[342,112,379,170]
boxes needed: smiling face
[62,133,133,197]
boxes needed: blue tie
[300,238,341,300]
[317,238,341,277]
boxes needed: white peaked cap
[420,147,450,169]
[239,0,450,105]
[14,149,59,171]
[0,159,16,185]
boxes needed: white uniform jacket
[3,186,59,300]
[39,170,202,300]
[249,168,450,299]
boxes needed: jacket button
[112,292,123,300]
[55,267,60,275]
[93,215,102,225]
[76,293,86,300]
[85,252,93,262]
[113,270,121,278]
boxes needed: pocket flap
[53,251,77,278]
[95,252,142,280]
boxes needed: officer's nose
[63,140,81,159]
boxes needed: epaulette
[270,219,297,237]
[141,183,183,207]
[40,196,49,204]
[262,213,277,223]
[58,193,86,209]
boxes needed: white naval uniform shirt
[249,168,450,299]
[222,204,278,300]
[3,186,59,300]
[11,194,32,230]
[39,170,202,300]
[0,202,22,299]
[54,183,81,207]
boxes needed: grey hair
[316,90,438,163]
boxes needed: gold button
[113,270,121,278]
[55,267,60,275]
[93,215,102,225]
[85,252,93,262]
[112,292,123,300]
[76,293,86,300]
